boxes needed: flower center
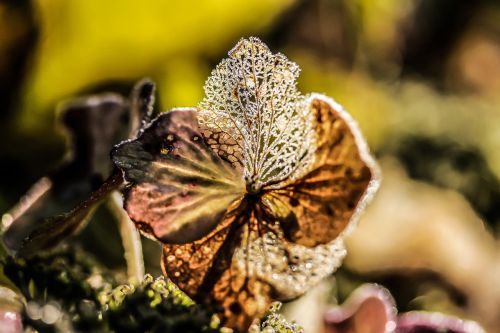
[245,175,262,195]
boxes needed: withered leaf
[17,173,123,257]
[3,79,156,256]
[129,78,156,137]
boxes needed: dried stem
[107,191,144,282]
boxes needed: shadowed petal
[112,109,245,244]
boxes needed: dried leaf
[3,80,156,256]
[17,173,123,257]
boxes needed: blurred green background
[1,0,499,332]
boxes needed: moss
[99,274,218,333]
[2,248,303,332]
[249,302,304,333]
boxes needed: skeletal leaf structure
[112,37,380,331]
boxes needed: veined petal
[263,95,381,247]
[112,109,245,244]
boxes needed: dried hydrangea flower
[112,37,380,330]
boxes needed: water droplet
[269,301,282,312]
[86,274,104,289]
[174,271,180,277]
[167,255,175,262]
[42,303,61,324]
[262,326,276,333]
[386,321,397,332]
[26,302,41,320]
[245,75,256,89]
[143,274,154,284]
[1,214,13,229]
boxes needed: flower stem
[107,191,144,282]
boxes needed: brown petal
[162,203,271,332]
[264,95,380,247]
